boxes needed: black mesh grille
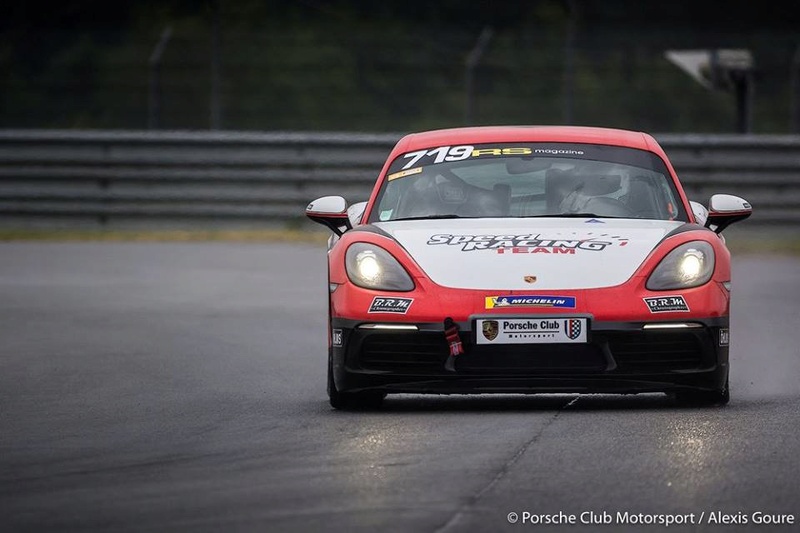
[606,331,706,369]
[359,333,447,370]
[356,329,714,373]
[358,332,606,373]
[459,343,607,373]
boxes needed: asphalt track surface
[1,242,799,532]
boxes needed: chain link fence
[2,14,799,133]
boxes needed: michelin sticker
[368,297,413,314]
[485,295,576,309]
[643,296,690,313]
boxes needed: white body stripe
[376,218,685,290]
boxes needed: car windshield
[368,142,688,223]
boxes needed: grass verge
[0,228,330,244]
[725,237,800,256]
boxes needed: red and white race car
[306,126,751,409]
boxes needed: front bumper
[331,317,729,395]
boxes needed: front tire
[675,376,730,406]
[328,351,384,410]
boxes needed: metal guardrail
[0,129,798,226]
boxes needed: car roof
[367,125,690,223]
[396,125,655,152]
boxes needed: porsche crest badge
[482,320,499,341]
[523,275,537,284]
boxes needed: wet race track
[1,242,799,532]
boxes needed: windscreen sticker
[399,145,587,170]
[439,183,467,203]
[387,167,423,181]
[485,295,576,309]
[643,295,690,313]
[368,297,413,314]
[427,233,629,253]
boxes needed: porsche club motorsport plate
[475,317,589,345]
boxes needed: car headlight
[646,241,715,290]
[345,243,415,291]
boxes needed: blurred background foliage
[2,0,799,132]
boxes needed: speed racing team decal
[643,295,690,313]
[485,295,576,309]
[427,233,630,253]
[368,297,413,314]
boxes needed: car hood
[374,218,686,290]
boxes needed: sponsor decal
[643,295,690,313]
[427,233,629,253]
[368,296,413,314]
[387,167,423,181]
[565,319,582,340]
[523,275,537,284]
[532,148,585,156]
[476,317,588,344]
[585,218,605,224]
[332,329,343,347]
[398,145,587,170]
[485,295,576,309]
[719,328,730,346]
[482,320,499,341]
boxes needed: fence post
[148,27,173,130]
[465,27,494,126]
[210,0,222,130]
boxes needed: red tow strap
[444,317,463,372]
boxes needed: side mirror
[705,194,752,234]
[305,196,352,236]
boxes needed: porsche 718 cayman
[306,126,752,409]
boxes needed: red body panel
[329,228,731,324]
[333,126,728,326]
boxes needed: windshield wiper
[392,214,469,221]
[517,213,625,219]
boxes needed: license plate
[475,317,588,345]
